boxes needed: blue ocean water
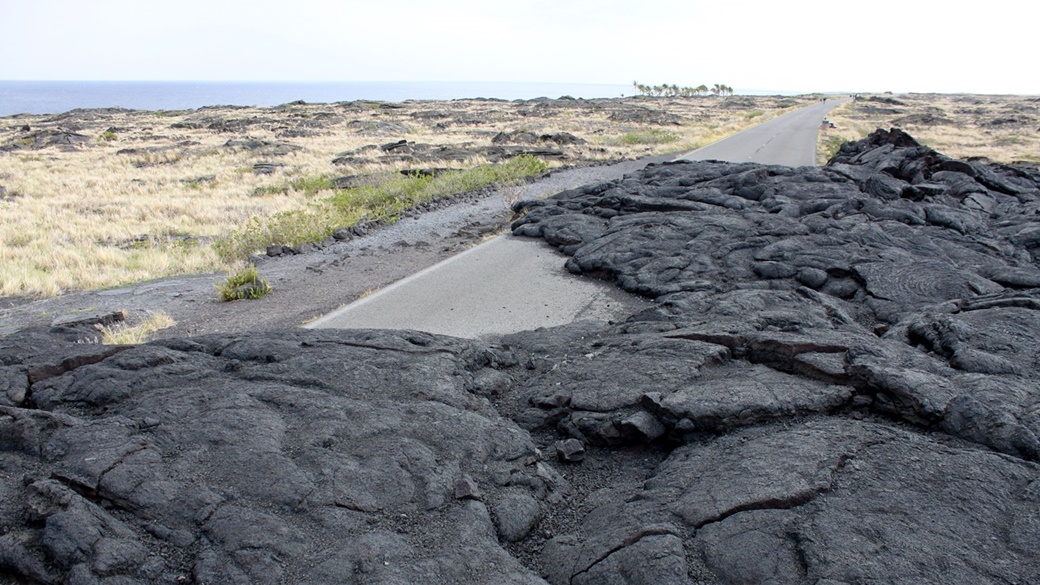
[0,81,634,117]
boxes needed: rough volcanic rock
[1,128,93,151]
[493,131,540,145]
[540,132,586,146]
[491,131,586,146]
[252,162,285,175]
[608,107,683,125]
[547,419,1040,584]
[867,95,907,106]
[481,146,568,162]
[222,139,301,155]
[344,120,410,135]
[500,128,1040,582]
[3,129,1040,584]
[1,328,556,583]
[332,137,575,165]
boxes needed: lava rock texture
[2,129,1040,584]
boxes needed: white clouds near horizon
[0,0,1035,94]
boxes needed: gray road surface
[308,99,846,337]
[679,97,848,166]
[305,236,650,337]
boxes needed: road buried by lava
[2,129,1040,583]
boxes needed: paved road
[305,236,649,337]
[308,99,846,338]
[679,97,849,166]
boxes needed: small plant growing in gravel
[217,264,271,301]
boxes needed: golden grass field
[819,93,1040,165]
[1,93,1037,299]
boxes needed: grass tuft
[97,312,176,344]
[217,264,271,301]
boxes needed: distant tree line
[632,81,734,97]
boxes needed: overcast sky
[1,0,1035,94]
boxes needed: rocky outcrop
[331,136,582,166]
[0,128,93,151]
[222,139,301,156]
[492,131,587,146]
[608,108,683,125]
[2,130,1040,584]
[504,128,1040,582]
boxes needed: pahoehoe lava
[2,129,1040,583]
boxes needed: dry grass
[0,95,813,298]
[19,93,1036,298]
[820,93,1040,165]
[97,311,176,344]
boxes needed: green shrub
[215,155,548,261]
[217,264,271,301]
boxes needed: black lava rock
[3,130,1040,584]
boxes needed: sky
[1,0,1036,94]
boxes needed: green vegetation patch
[618,129,679,146]
[217,264,271,301]
[215,155,548,261]
[819,135,849,164]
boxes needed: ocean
[0,81,634,117]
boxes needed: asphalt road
[305,235,650,337]
[308,99,846,337]
[679,97,849,166]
